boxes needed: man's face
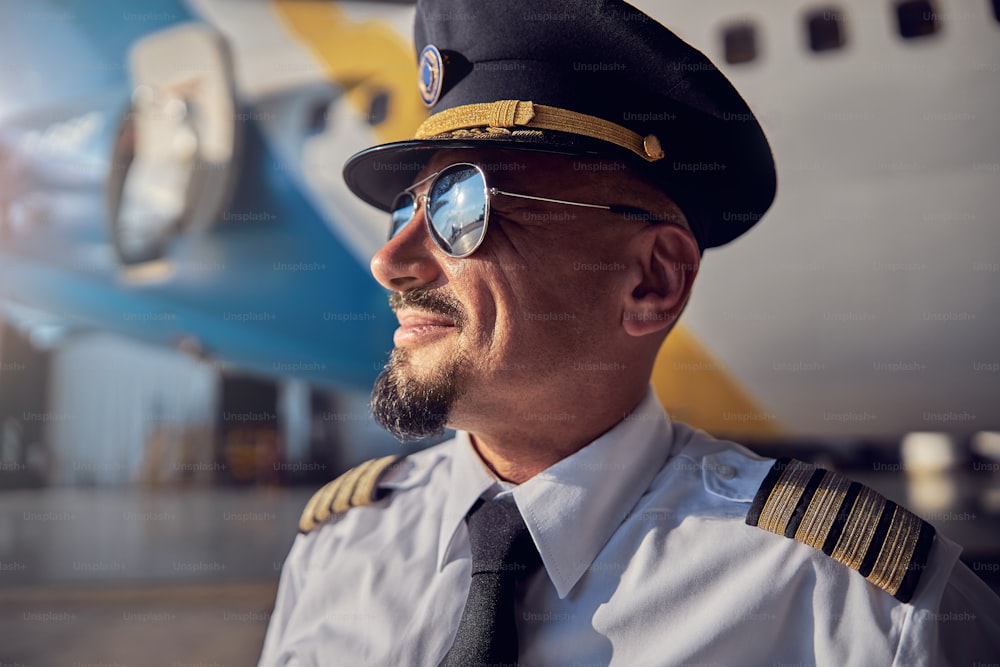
[368,148,677,441]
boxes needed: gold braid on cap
[415,100,665,162]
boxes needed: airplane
[0,0,998,490]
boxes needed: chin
[370,345,465,442]
[394,344,451,377]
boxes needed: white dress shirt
[259,390,1000,666]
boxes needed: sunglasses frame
[389,162,666,258]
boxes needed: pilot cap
[342,0,777,250]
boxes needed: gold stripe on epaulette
[299,477,341,533]
[867,506,922,596]
[414,100,666,162]
[298,455,401,534]
[832,486,885,570]
[329,461,373,515]
[757,460,815,534]
[747,458,936,602]
[301,478,342,532]
[351,456,397,507]
[794,470,851,549]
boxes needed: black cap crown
[343,0,777,250]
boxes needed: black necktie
[441,497,543,667]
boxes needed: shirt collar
[437,430,499,569]
[439,388,676,599]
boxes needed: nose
[370,199,444,291]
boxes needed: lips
[393,308,458,346]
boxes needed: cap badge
[643,134,665,160]
[418,44,444,108]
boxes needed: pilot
[259,0,1000,664]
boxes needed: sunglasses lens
[427,164,488,257]
[389,192,417,240]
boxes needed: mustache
[389,289,466,326]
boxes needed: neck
[462,383,649,484]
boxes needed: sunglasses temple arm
[402,170,440,195]
[489,188,664,223]
[489,188,612,211]
[607,205,667,224]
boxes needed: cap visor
[342,134,627,212]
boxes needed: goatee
[371,347,460,441]
[370,288,467,441]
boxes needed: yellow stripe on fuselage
[653,325,783,438]
[273,0,426,143]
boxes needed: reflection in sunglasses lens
[389,193,417,239]
[429,166,488,257]
[387,165,489,257]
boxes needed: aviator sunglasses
[389,162,665,258]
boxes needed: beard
[370,288,467,442]
[370,347,461,441]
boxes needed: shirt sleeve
[932,561,1000,665]
[894,532,1000,666]
[258,534,307,667]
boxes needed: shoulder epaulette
[745,458,936,603]
[298,455,402,534]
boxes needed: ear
[621,224,700,337]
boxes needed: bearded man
[260,1,1000,664]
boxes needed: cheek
[458,235,625,355]
[440,255,466,276]
[512,272,617,351]
[451,264,545,362]
[552,262,628,346]
[447,263,501,349]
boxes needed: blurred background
[0,0,998,664]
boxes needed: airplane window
[307,100,330,135]
[806,8,848,52]
[722,22,759,64]
[368,90,390,126]
[895,0,941,39]
[992,0,1000,23]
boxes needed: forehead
[411,148,637,192]
[414,149,542,184]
